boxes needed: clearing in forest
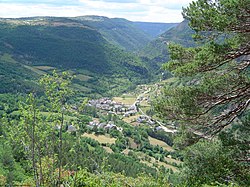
[82,133,116,144]
[148,136,174,152]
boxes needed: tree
[18,94,43,186]
[154,0,250,185]
[40,71,74,186]
[181,140,237,186]
[155,0,250,138]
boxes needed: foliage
[40,71,74,185]
[154,0,250,186]
[155,0,250,137]
[0,55,40,94]
[40,71,74,111]
[69,168,169,187]
[218,114,250,185]
[173,131,250,187]
[0,138,31,186]
[0,71,172,186]
[181,140,236,186]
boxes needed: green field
[123,115,140,124]
[34,66,55,71]
[75,74,92,81]
[148,136,174,152]
[72,83,92,92]
[113,96,136,105]
[0,53,17,63]
[82,133,116,144]
[137,152,179,172]
[23,65,47,75]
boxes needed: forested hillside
[141,20,195,59]
[0,18,151,96]
[138,20,195,74]
[71,16,153,51]
[0,16,180,96]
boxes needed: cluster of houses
[123,103,138,117]
[136,115,155,125]
[87,97,158,125]
[87,120,123,132]
[87,98,138,116]
[86,94,174,133]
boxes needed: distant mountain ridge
[71,16,152,51]
[133,22,178,37]
[142,20,195,58]
[159,20,195,47]
[140,20,195,71]
[0,16,179,52]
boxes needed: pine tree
[155,0,250,138]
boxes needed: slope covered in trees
[71,16,153,51]
[0,18,152,96]
[141,20,195,59]
[139,20,196,73]
[0,16,183,96]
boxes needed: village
[85,84,177,134]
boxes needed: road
[131,85,177,134]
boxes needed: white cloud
[0,0,195,22]
[0,3,83,18]
[138,0,192,9]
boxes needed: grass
[122,149,130,155]
[165,156,182,165]
[148,136,174,152]
[113,96,136,105]
[161,77,177,84]
[75,74,92,81]
[72,84,92,92]
[76,69,92,76]
[139,95,151,110]
[82,133,116,144]
[140,100,150,107]
[139,106,151,115]
[0,53,17,63]
[23,65,46,75]
[23,65,56,75]
[34,66,55,71]
[136,152,179,172]
[123,115,139,123]
[151,160,178,172]
[102,146,113,153]
[128,137,139,149]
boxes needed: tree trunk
[58,112,64,186]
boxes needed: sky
[0,0,195,23]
